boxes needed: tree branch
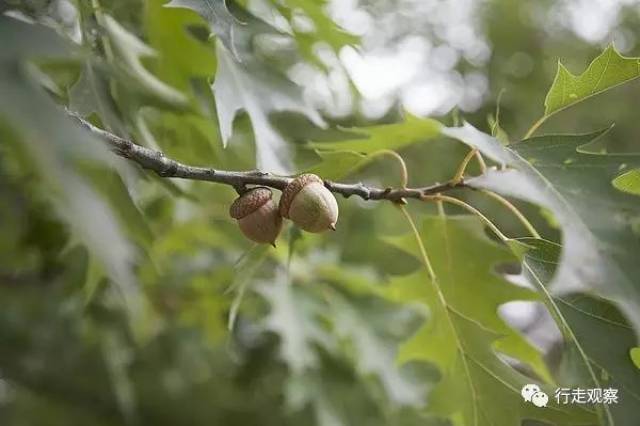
[73,114,466,202]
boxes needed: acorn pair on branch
[229,174,339,246]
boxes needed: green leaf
[68,61,128,135]
[544,46,640,117]
[145,0,217,93]
[213,42,324,173]
[0,16,144,333]
[275,0,359,63]
[383,216,592,425]
[518,238,640,426]
[612,169,640,196]
[444,124,640,336]
[306,114,442,180]
[102,14,189,108]
[258,269,425,412]
[631,348,640,370]
[166,0,239,56]
[227,245,271,330]
[305,150,366,180]
[168,0,331,173]
[324,289,424,406]
[311,113,442,154]
[258,275,329,373]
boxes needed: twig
[73,114,467,202]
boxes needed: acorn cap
[229,187,273,219]
[279,174,324,218]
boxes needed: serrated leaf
[68,61,128,135]
[103,14,188,108]
[518,237,640,426]
[259,270,425,408]
[324,289,424,406]
[214,42,324,173]
[258,276,330,372]
[167,0,326,172]
[444,124,640,337]
[383,216,591,425]
[145,0,217,92]
[166,0,238,55]
[544,46,640,117]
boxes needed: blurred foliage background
[1,0,639,425]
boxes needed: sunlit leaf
[307,114,442,179]
[612,168,640,196]
[545,46,640,117]
[631,348,640,370]
[311,113,441,154]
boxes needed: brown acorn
[229,187,283,246]
[279,174,338,233]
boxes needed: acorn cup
[279,174,339,233]
[229,187,283,246]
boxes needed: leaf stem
[491,88,506,137]
[480,190,541,238]
[398,205,436,281]
[523,115,546,140]
[474,151,487,173]
[369,149,409,188]
[424,195,508,241]
[436,197,445,217]
[453,149,477,183]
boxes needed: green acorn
[279,174,338,233]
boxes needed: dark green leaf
[518,237,640,426]
[445,124,640,336]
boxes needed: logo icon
[531,391,549,407]
[522,384,548,408]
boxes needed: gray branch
[74,115,466,202]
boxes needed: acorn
[279,174,338,233]
[229,187,283,246]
